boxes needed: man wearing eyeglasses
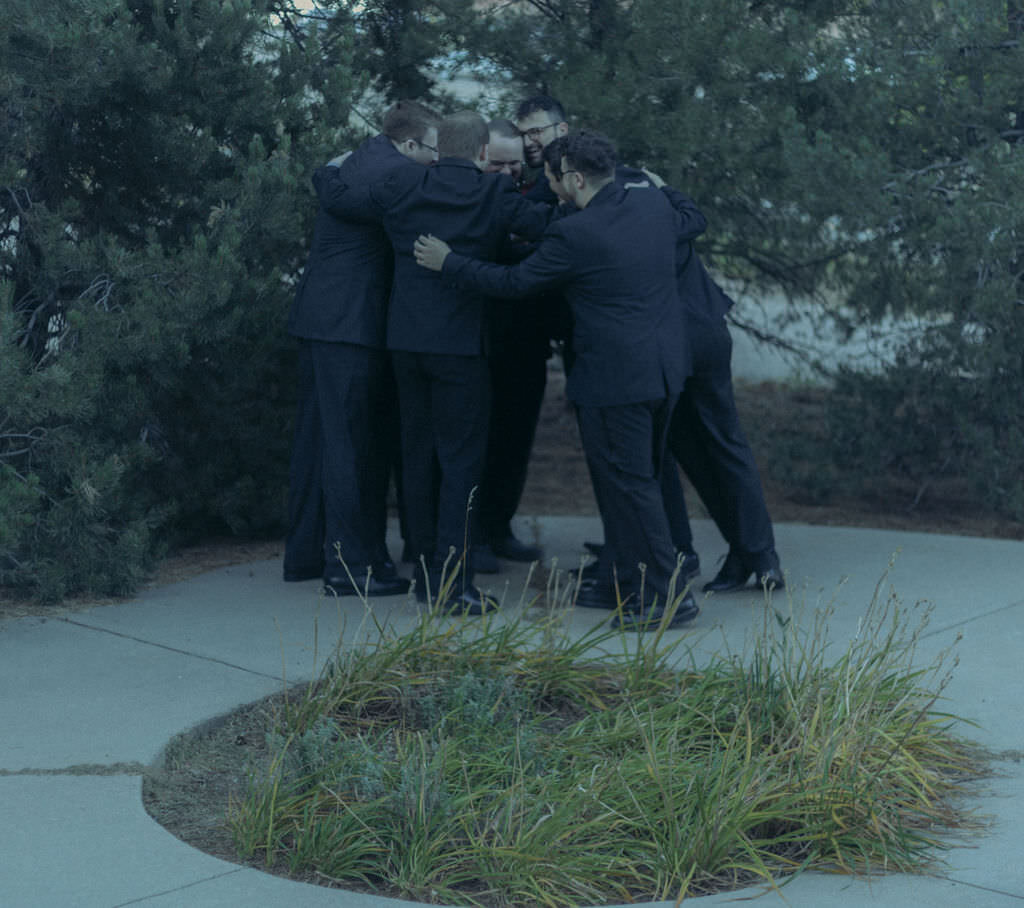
[284,100,440,598]
[313,110,555,614]
[467,96,571,572]
[516,96,569,170]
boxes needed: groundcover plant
[226,576,986,906]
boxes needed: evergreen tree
[4,0,1021,602]
[464,0,1024,517]
[0,0,362,599]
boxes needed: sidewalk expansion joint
[0,762,149,777]
[111,868,246,906]
[937,875,1024,901]
[60,618,282,681]
[920,598,1024,641]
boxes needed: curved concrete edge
[3,516,1024,907]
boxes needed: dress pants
[667,316,775,561]
[660,459,696,555]
[390,350,490,586]
[577,396,679,606]
[284,340,395,577]
[478,306,549,542]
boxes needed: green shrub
[0,0,362,599]
[230,581,986,905]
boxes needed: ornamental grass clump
[229,578,986,906]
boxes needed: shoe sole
[613,605,700,632]
[323,583,411,597]
[702,577,785,594]
[284,568,324,582]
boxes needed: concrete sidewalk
[2,516,1023,907]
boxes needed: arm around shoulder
[442,226,575,300]
[658,185,708,241]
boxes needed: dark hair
[487,117,521,140]
[515,94,566,124]
[438,110,489,160]
[563,130,616,180]
[382,100,441,143]
[541,135,569,178]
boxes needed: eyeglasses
[560,169,581,180]
[520,122,558,142]
[415,139,438,154]
[489,160,524,170]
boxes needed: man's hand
[414,234,451,271]
[641,168,666,188]
[327,150,353,167]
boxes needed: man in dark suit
[316,111,553,614]
[467,98,574,575]
[515,97,575,362]
[473,117,546,572]
[415,131,700,631]
[555,143,784,594]
[663,215,785,592]
[535,138,704,584]
[607,164,784,592]
[284,100,440,597]
[516,95,569,183]
[515,99,697,578]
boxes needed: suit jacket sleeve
[311,164,393,224]
[499,190,559,243]
[442,225,574,299]
[659,186,707,241]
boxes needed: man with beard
[415,131,700,631]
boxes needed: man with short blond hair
[437,109,490,160]
[382,100,441,163]
[284,99,440,597]
[314,110,553,614]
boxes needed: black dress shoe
[580,551,698,586]
[574,579,627,610]
[702,550,784,593]
[492,532,543,562]
[676,550,701,583]
[375,559,400,581]
[702,551,748,593]
[583,541,604,557]
[472,543,501,574]
[756,565,785,591]
[431,585,499,616]
[323,573,411,597]
[611,593,700,632]
[283,564,323,582]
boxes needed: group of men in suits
[283,94,784,630]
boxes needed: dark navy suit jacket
[315,157,553,357]
[441,181,687,407]
[617,165,735,326]
[287,134,414,347]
